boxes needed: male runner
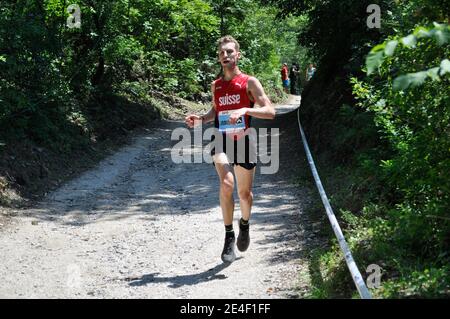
[185,36,275,263]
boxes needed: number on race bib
[218,110,246,133]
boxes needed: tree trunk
[91,55,104,86]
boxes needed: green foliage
[230,5,310,100]
[268,0,450,298]
[366,23,450,92]
[208,0,252,36]
[380,266,450,298]
[1,0,305,154]
[345,22,450,297]
[309,201,450,298]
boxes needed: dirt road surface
[0,96,316,299]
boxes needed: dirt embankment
[0,95,209,224]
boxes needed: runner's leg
[235,165,254,252]
[234,165,255,221]
[214,153,237,262]
[213,153,235,225]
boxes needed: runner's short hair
[217,35,240,53]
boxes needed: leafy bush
[355,23,450,257]
[319,23,450,298]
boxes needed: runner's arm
[200,106,215,124]
[245,77,275,120]
[228,77,275,124]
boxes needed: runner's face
[218,42,240,69]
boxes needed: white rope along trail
[296,107,372,299]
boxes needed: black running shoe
[221,235,236,263]
[237,223,250,252]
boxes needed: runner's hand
[229,108,247,125]
[185,114,202,128]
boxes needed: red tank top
[213,73,254,140]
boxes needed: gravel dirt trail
[0,96,316,299]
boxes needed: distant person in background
[289,63,300,95]
[305,63,316,82]
[280,63,289,94]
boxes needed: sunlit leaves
[384,40,399,56]
[401,34,417,48]
[366,23,450,91]
[366,51,385,75]
[393,71,427,91]
[392,61,449,91]
[439,59,450,76]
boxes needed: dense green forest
[0,0,306,151]
[1,0,449,298]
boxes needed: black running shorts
[210,133,257,170]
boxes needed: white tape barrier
[297,108,372,299]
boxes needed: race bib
[218,110,246,133]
